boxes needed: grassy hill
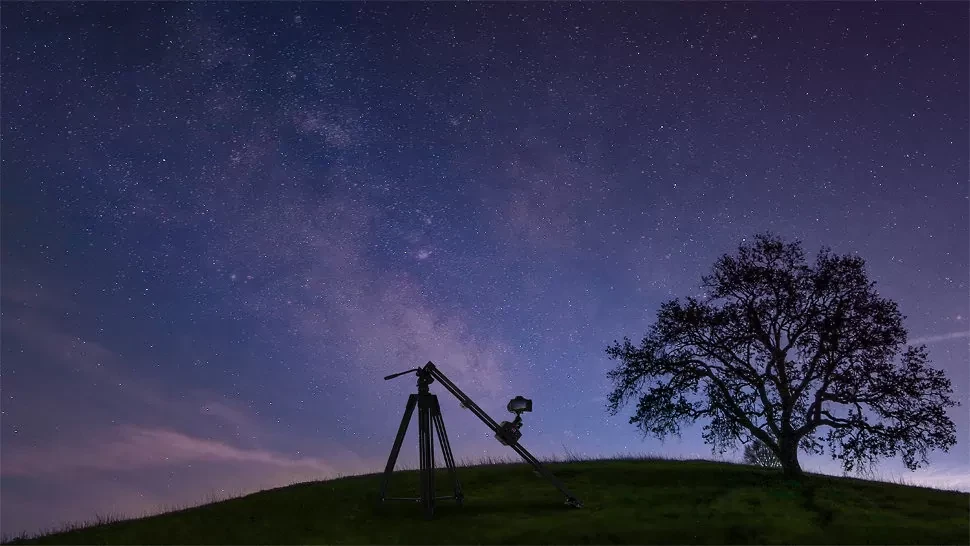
[7,458,969,545]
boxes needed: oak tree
[606,233,958,477]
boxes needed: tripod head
[384,364,434,393]
[383,368,421,381]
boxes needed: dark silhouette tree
[605,233,958,478]
[743,439,781,468]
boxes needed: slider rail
[425,363,501,432]
[421,361,582,507]
[506,438,582,505]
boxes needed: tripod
[379,366,463,519]
[380,362,583,520]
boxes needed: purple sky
[1,2,967,538]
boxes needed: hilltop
[8,458,969,544]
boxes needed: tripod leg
[381,394,418,502]
[428,398,436,516]
[431,397,463,505]
[418,394,435,519]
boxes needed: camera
[507,396,532,414]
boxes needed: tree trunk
[778,438,803,478]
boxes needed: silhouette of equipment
[379,361,583,519]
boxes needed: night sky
[2,2,968,538]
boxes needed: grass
[6,455,968,545]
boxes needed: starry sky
[2,1,968,538]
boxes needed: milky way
[2,2,967,537]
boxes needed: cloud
[200,401,258,432]
[0,274,77,313]
[0,303,236,424]
[910,331,970,345]
[0,425,376,540]
[0,304,123,378]
[1,426,343,478]
[1,479,167,540]
[902,467,970,492]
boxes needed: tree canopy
[605,233,958,477]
